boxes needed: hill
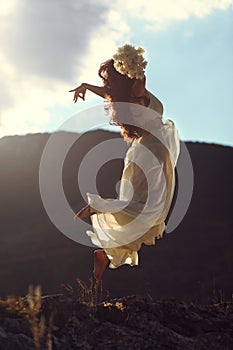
[0,293,233,349]
[0,131,232,303]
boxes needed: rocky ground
[0,292,232,350]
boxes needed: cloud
[76,10,131,84]
[0,0,112,137]
[0,0,109,81]
[0,0,133,138]
[114,0,233,29]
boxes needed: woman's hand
[69,83,87,103]
[74,204,96,220]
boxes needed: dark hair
[98,59,145,141]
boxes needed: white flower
[113,44,147,80]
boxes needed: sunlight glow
[0,0,18,15]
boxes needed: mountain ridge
[0,131,232,303]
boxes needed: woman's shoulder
[147,90,164,115]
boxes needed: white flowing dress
[86,92,180,268]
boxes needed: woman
[70,45,180,285]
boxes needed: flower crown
[113,44,147,80]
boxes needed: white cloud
[0,0,111,137]
[0,74,56,137]
[0,0,18,15]
[114,0,233,29]
[0,0,132,138]
[77,10,131,84]
[0,0,109,81]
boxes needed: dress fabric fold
[86,92,180,268]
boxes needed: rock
[0,294,232,349]
[5,334,35,350]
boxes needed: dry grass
[0,285,54,350]
[62,277,109,306]
[26,285,53,350]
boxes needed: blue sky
[0,0,232,146]
[143,9,233,145]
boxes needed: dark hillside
[0,132,232,303]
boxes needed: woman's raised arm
[69,83,108,103]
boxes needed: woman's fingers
[69,87,85,103]
[73,93,81,103]
[74,205,90,219]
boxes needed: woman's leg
[93,249,110,283]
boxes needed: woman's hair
[98,59,148,141]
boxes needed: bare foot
[93,250,110,284]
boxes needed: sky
[0,0,232,146]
